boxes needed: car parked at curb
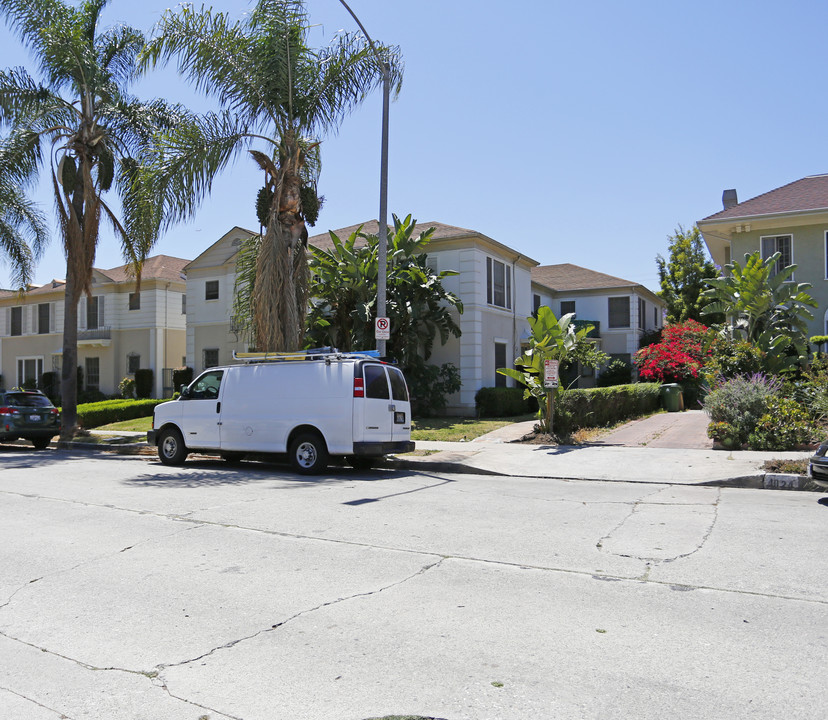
[808,439,828,489]
[0,388,61,450]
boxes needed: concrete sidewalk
[392,411,818,491]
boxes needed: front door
[179,370,224,449]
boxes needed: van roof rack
[232,347,381,363]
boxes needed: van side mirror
[179,385,191,399]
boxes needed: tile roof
[0,255,189,298]
[532,263,638,292]
[307,219,483,252]
[701,174,828,221]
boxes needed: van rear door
[387,366,412,442]
[361,364,394,444]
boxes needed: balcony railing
[78,326,111,341]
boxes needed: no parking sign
[375,316,390,340]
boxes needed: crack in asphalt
[0,684,73,719]
[596,487,722,575]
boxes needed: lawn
[95,414,537,442]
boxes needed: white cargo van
[147,350,414,473]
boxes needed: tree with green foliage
[140,0,402,353]
[0,0,182,438]
[498,306,608,434]
[302,214,464,414]
[656,225,721,324]
[701,251,817,371]
[0,170,48,288]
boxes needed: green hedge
[554,383,661,433]
[475,387,537,417]
[72,398,169,429]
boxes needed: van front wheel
[158,427,188,466]
[289,432,328,475]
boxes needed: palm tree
[0,0,182,438]
[0,169,48,288]
[139,0,402,352]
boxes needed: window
[653,306,658,328]
[638,298,646,330]
[608,297,630,328]
[494,342,507,388]
[205,280,219,301]
[388,367,409,402]
[129,292,140,310]
[16,357,43,388]
[181,294,187,314]
[85,357,100,390]
[190,370,223,399]
[533,294,541,314]
[364,365,390,399]
[486,258,511,310]
[38,303,50,334]
[761,235,793,277]
[203,348,219,370]
[560,300,576,317]
[86,296,104,329]
[127,353,140,374]
[10,306,22,336]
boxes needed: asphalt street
[0,448,826,720]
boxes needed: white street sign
[544,359,559,388]
[375,316,391,340]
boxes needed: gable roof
[307,219,538,265]
[701,174,828,222]
[0,255,190,299]
[532,263,638,293]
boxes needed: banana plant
[498,306,607,433]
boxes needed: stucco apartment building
[0,256,188,398]
[531,264,665,387]
[698,174,828,340]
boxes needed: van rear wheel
[289,432,328,474]
[158,427,188,466]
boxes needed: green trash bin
[661,383,684,412]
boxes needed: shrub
[134,368,154,398]
[554,383,661,434]
[407,362,462,417]
[634,320,712,385]
[705,337,765,381]
[747,397,816,451]
[74,398,166,428]
[172,367,194,392]
[702,373,780,446]
[475,386,535,417]
[118,376,136,399]
[78,388,108,404]
[706,421,740,449]
[596,359,632,387]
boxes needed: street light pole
[337,1,389,356]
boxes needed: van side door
[179,369,224,449]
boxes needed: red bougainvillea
[634,319,712,384]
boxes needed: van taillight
[353,377,364,398]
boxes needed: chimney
[722,189,738,210]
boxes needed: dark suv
[0,389,61,449]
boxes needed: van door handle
[388,404,396,412]
[216,401,221,414]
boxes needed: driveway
[590,409,712,449]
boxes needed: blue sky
[3,0,828,291]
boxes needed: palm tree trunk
[59,272,80,442]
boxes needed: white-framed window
[205,280,219,301]
[85,357,100,390]
[761,234,793,277]
[82,296,105,329]
[486,258,511,310]
[129,292,140,310]
[203,348,219,370]
[560,300,575,317]
[127,353,141,375]
[638,298,646,330]
[37,303,51,334]
[181,294,187,314]
[608,297,630,328]
[10,306,23,336]
[533,294,541,314]
[494,341,507,387]
[17,356,44,388]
